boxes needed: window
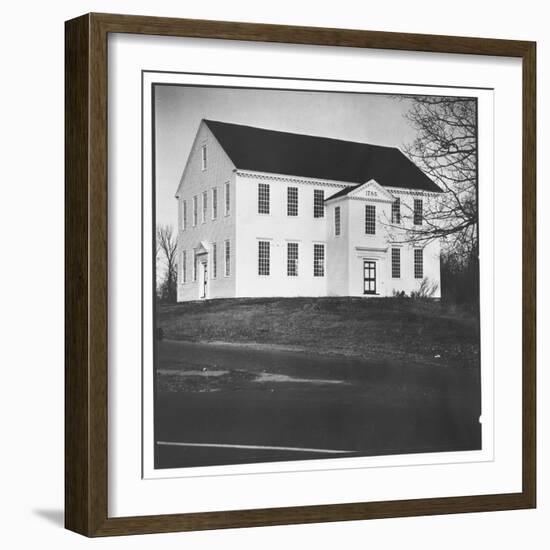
[414,249,423,279]
[201,144,207,170]
[334,206,341,236]
[287,186,298,216]
[202,191,208,223]
[258,183,270,214]
[391,198,401,224]
[192,250,197,281]
[224,182,230,216]
[181,251,187,283]
[224,240,231,277]
[212,243,217,279]
[314,189,325,218]
[182,200,187,231]
[313,244,325,277]
[414,199,423,225]
[212,188,218,220]
[287,242,299,277]
[192,195,198,226]
[258,241,270,276]
[391,248,401,278]
[365,204,376,235]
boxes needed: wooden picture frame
[65,12,536,537]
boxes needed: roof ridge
[203,119,399,151]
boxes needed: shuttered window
[391,248,401,278]
[414,199,423,225]
[287,242,299,277]
[287,187,298,216]
[365,204,376,235]
[258,183,270,214]
[414,249,423,279]
[314,189,325,218]
[258,241,270,276]
[334,206,341,236]
[313,244,325,277]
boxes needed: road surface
[154,340,481,469]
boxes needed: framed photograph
[65,13,536,536]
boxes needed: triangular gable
[346,179,396,202]
[195,241,211,255]
[175,121,236,198]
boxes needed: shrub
[410,278,439,299]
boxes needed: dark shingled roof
[204,119,442,193]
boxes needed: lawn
[156,297,480,369]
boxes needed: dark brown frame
[65,12,536,537]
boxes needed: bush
[410,278,439,299]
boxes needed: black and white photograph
[151,82,482,470]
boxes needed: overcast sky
[154,86,419,230]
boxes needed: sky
[153,85,420,230]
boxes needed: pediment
[348,179,395,202]
[195,241,211,255]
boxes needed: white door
[199,260,208,299]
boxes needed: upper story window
[313,244,325,277]
[181,200,187,231]
[334,206,341,236]
[202,191,208,223]
[391,248,401,278]
[391,198,401,224]
[258,241,270,276]
[314,189,325,218]
[287,187,298,216]
[414,199,423,225]
[192,249,197,281]
[212,188,218,220]
[224,182,230,216]
[414,249,423,279]
[365,204,376,235]
[287,242,299,277]
[192,195,198,227]
[201,144,207,171]
[258,183,270,214]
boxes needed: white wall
[326,189,442,298]
[0,1,547,549]
[326,199,351,295]
[235,174,345,297]
[176,123,237,300]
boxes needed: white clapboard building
[175,120,443,301]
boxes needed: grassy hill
[156,297,480,369]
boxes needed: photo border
[142,73,494,481]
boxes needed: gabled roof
[203,119,442,193]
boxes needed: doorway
[363,260,376,295]
[199,260,208,299]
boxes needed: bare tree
[400,96,478,262]
[156,224,178,302]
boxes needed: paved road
[154,340,481,469]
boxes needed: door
[363,260,376,295]
[200,261,208,299]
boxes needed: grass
[156,297,480,369]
